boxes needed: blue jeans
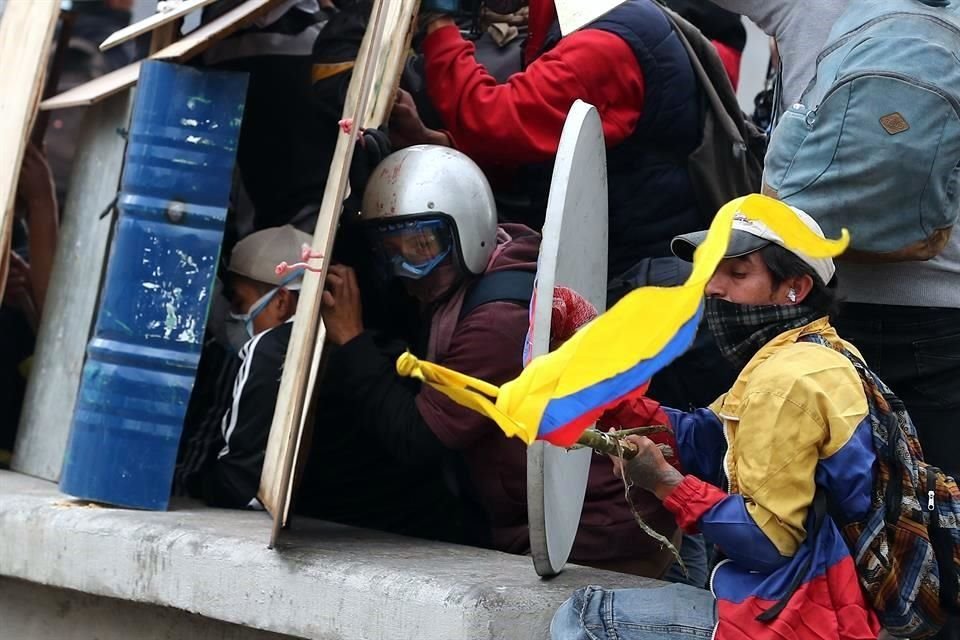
[551,583,716,640]
[663,533,709,589]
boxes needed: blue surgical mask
[226,272,303,345]
[229,287,280,341]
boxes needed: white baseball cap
[227,225,313,290]
[671,206,836,285]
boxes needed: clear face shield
[367,218,455,281]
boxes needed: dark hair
[759,244,842,318]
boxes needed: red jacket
[422,0,646,168]
[714,40,743,89]
[422,1,742,169]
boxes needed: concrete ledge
[1,577,298,640]
[0,471,656,639]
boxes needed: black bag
[656,4,766,223]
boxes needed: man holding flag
[549,204,881,639]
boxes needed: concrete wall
[0,470,658,640]
[0,577,302,640]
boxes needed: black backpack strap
[757,489,829,622]
[459,270,536,321]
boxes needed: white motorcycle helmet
[361,145,497,279]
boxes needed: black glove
[346,126,392,214]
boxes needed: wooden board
[0,0,60,303]
[99,0,219,52]
[526,100,609,577]
[258,0,421,546]
[39,61,142,111]
[40,0,286,112]
[152,0,285,62]
[13,91,134,482]
[554,0,626,35]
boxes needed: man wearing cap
[199,226,468,546]
[552,203,881,639]
[202,225,312,509]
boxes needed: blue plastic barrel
[60,61,248,510]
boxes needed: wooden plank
[152,0,286,62]
[99,0,219,52]
[148,18,182,55]
[39,61,141,111]
[0,0,60,303]
[258,0,420,545]
[13,91,133,482]
[40,0,286,111]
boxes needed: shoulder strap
[655,2,748,148]
[459,270,536,321]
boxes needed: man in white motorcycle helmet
[321,145,680,576]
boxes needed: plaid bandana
[705,298,822,371]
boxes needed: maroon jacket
[416,226,677,568]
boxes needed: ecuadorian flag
[395,195,849,448]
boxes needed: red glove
[549,286,598,350]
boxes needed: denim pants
[551,583,717,640]
[663,533,709,589]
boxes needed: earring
[787,289,798,303]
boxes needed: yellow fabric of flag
[397,195,851,446]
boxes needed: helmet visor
[368,218,453,280]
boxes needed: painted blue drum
[60,61,248,510]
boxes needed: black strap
[459,270,536,321]
[656,2,748,149]
[799,333,907,520]
[925,466,960,611]
[757,490,829,622]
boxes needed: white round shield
[527,100,609,577]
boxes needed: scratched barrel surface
[60,61,248,510]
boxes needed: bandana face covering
[705,298,822,371]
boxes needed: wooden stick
[260,0,415,548]
[575,426,669,460]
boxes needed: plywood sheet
[13,91,133,482]
[258,0,420,545]
[0,0,60,302]
[40,0,287,111]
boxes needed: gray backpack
[764,0,960,263]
